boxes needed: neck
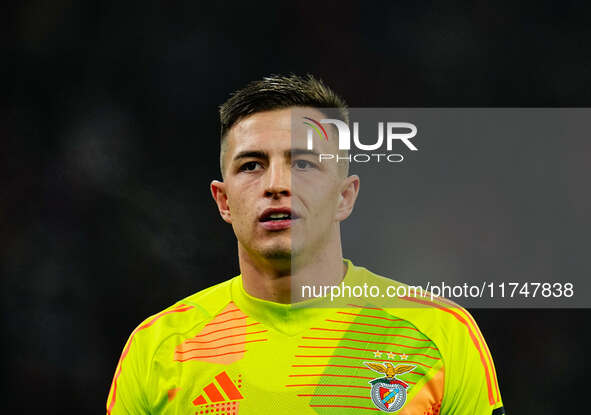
[238,235,346,304]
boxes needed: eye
[239,161,262,172]
[293,159,316,170]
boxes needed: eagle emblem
[364,362,415,412]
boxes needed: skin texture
[211,107,360,303]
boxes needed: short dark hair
[219,74,348,140]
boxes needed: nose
[264,161,291,198]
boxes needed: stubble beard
[252,235,293,273]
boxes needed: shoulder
[126,277,239,359]
[349,263,488,356]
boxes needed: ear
[335,175,360,222]
[210,180,232,224]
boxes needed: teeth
[269,213,289,219]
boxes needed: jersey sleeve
[440,309,505,415]
[106,325,151,415]
[106,302,200,414]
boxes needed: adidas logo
[193,371,243,406]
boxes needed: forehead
[225,107,337,155]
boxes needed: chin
[260,245,292,261]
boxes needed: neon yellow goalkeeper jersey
[107,260,505,415]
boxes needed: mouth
[259,208,298,231]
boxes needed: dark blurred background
[2,1,590,413]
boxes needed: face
[211,107,359,267]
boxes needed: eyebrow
[233,150,268,162]
[290,148,321,158]
[232,148,321,162]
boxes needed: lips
[259,207,296,221]
[259,207,298,231]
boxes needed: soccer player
[107,75,505,414]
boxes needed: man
[107,74,505,414]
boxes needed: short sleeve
[106,328,150,415]
[440,310,505,415]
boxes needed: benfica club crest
[364,362,415,412]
